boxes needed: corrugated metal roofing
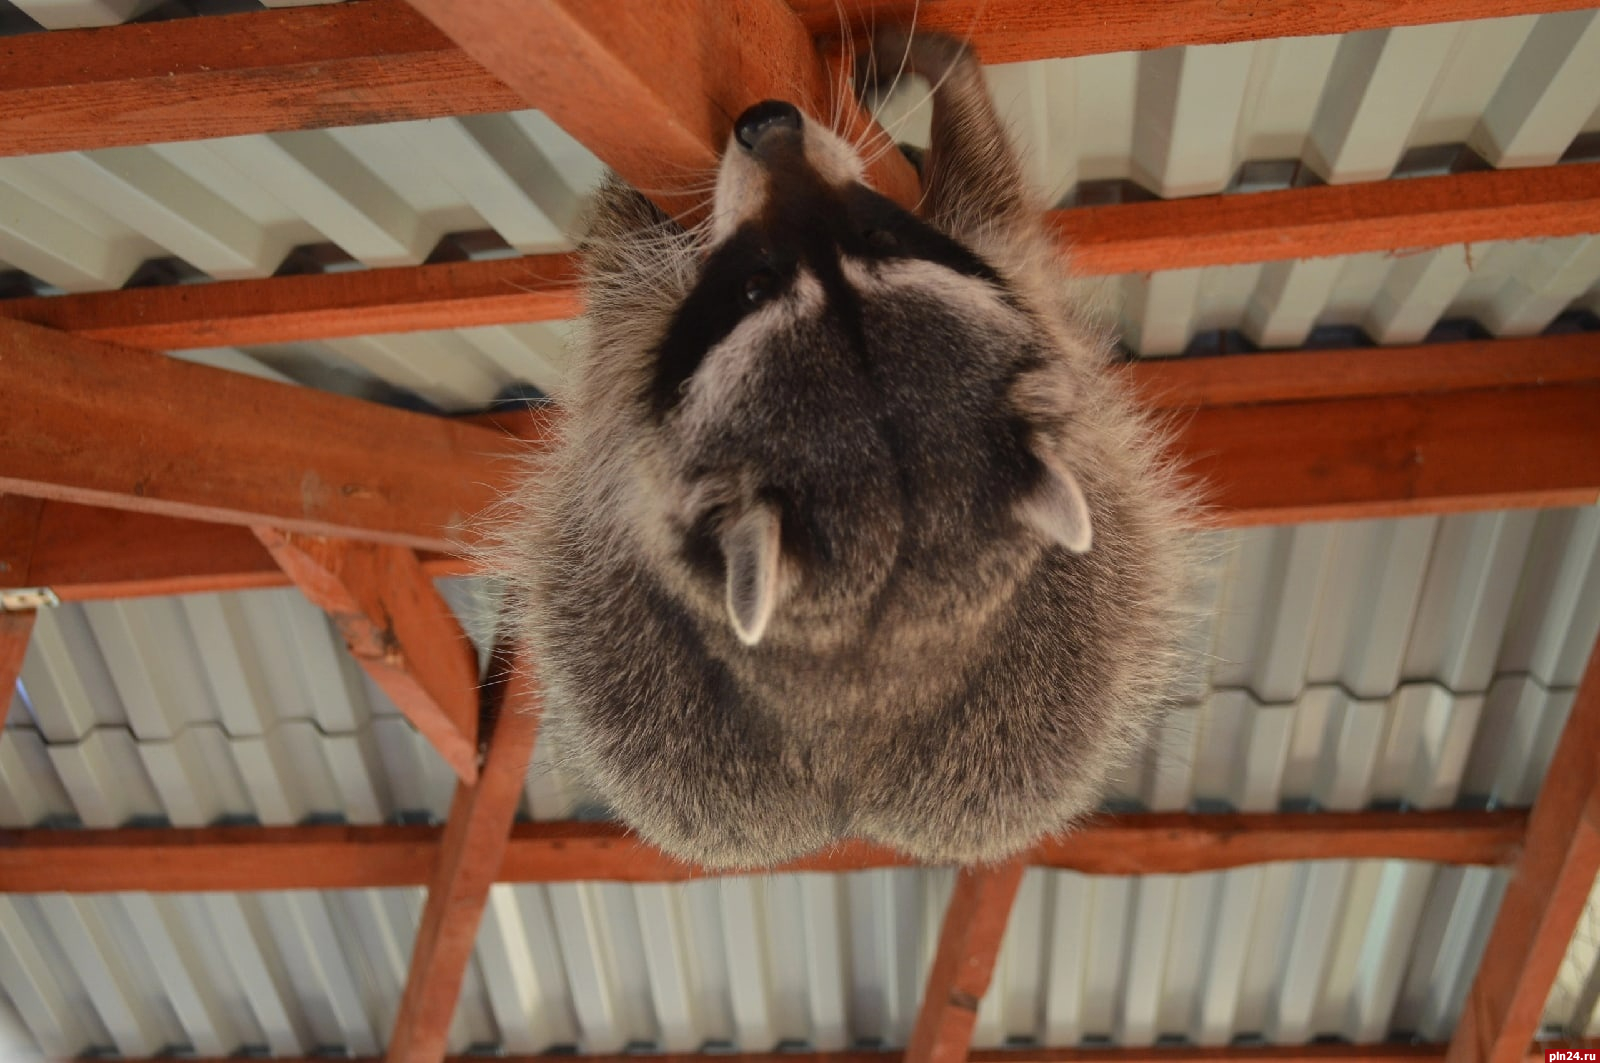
[4,505,1599,1057]
[4,5,1600,1060]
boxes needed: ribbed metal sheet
[3,12,1599,370]
[4,505,1598,1056]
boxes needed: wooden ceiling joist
[4,333,1596,604]
[907,863,1028,1063]
[5,0,1593,159]
[0,611,35,732]
[1446,632,1600,1063]
[791,0,1600,64]
[386,658,541,1063]
[0,0,520,158]
[0,810,1528,894]
[7,164,1597,350]
[0,317,525,552]
[401,0,919,219]
[253,528,481,785]
[109,1050,1589,1063]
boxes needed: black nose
[735,100,802,150]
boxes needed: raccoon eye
[865,229,898,253]
[743,270,777,305]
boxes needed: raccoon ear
[1019,451,1093,553]
[721,502,784,646]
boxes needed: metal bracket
[0,587,60,611]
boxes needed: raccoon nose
[735,100,803,151]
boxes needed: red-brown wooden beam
[0,317,527,552]
[0,810,1528,893]
[6,334,1598,603]
[792,0,1600,64]
[0,0,520,157]
[0,612,35,732]
[907,863,1027,1063]
[386,656,541,1063]
[4,0,1591,159]
[253,529,480,784]
[7,165,1598,349]
[87,1044,1599,1063]
[402,0,919,222]
[1446,632,1600,1063]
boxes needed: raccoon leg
[865,30,1032,231]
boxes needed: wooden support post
[401,0,919,220]
[906,862,1027,1063]
[253,528,481,784]
[1446,633,1600,1063]
[386,652,541,1063]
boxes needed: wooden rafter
[401,0,918,219]
[792,0,1600,63]
[4,0,1593,158]
[907,863,1027,1063]
[0,612,35,732]
[5,334,1596,605]
[69,1040,1592,1063]
[8,165,1598,349]
[0,0,519,157]
[387,652,541,1063]
[253,528,480,784]
[0,810,1528,893]
[1446,633,1600,1063]
[0,317,526,552]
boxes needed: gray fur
[494,31,1205,868]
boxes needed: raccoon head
[635,101,1092,648]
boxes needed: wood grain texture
[1057,163,1600,276]
[254,528,479,784]
[386,659,541,1063]
[0,611,35,732]
[78,1045,1591,1063]
[11,166,1594,349]
[0,496,45,589]
[27,502,471,601]
[0,318,526,551]
[0,255,582,351]
[907,863,1027,1063]
[1447,634,1600,1063]
[12,335,1597,600]
[0,811,1527,892]
[402,0,918,221]
[1180,380,1600,527]
[0,0,519,157]
[791,0,1600,64]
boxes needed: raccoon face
[640,101,1093,647]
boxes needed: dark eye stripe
[648,230,793,418]
[844,187,1004,285]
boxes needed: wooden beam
[0,0,519,157]
[9,166,1598,348]
[5,0,1590,160]
[12,335,1600,601]
[1058,164,1600,276]
[0,611,35,731]
[0,255,582,352]
[0,317,529,552]
[1446,634,1600,1063]
[253,528,480,784]
[61,1046,1526,1063]
[401,0,919,220]
[907,863,1027,1063]
[0,810,1527,893]
[793,0,1600,64]
[386,651,541,1063]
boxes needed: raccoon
[497,30,1203,868]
